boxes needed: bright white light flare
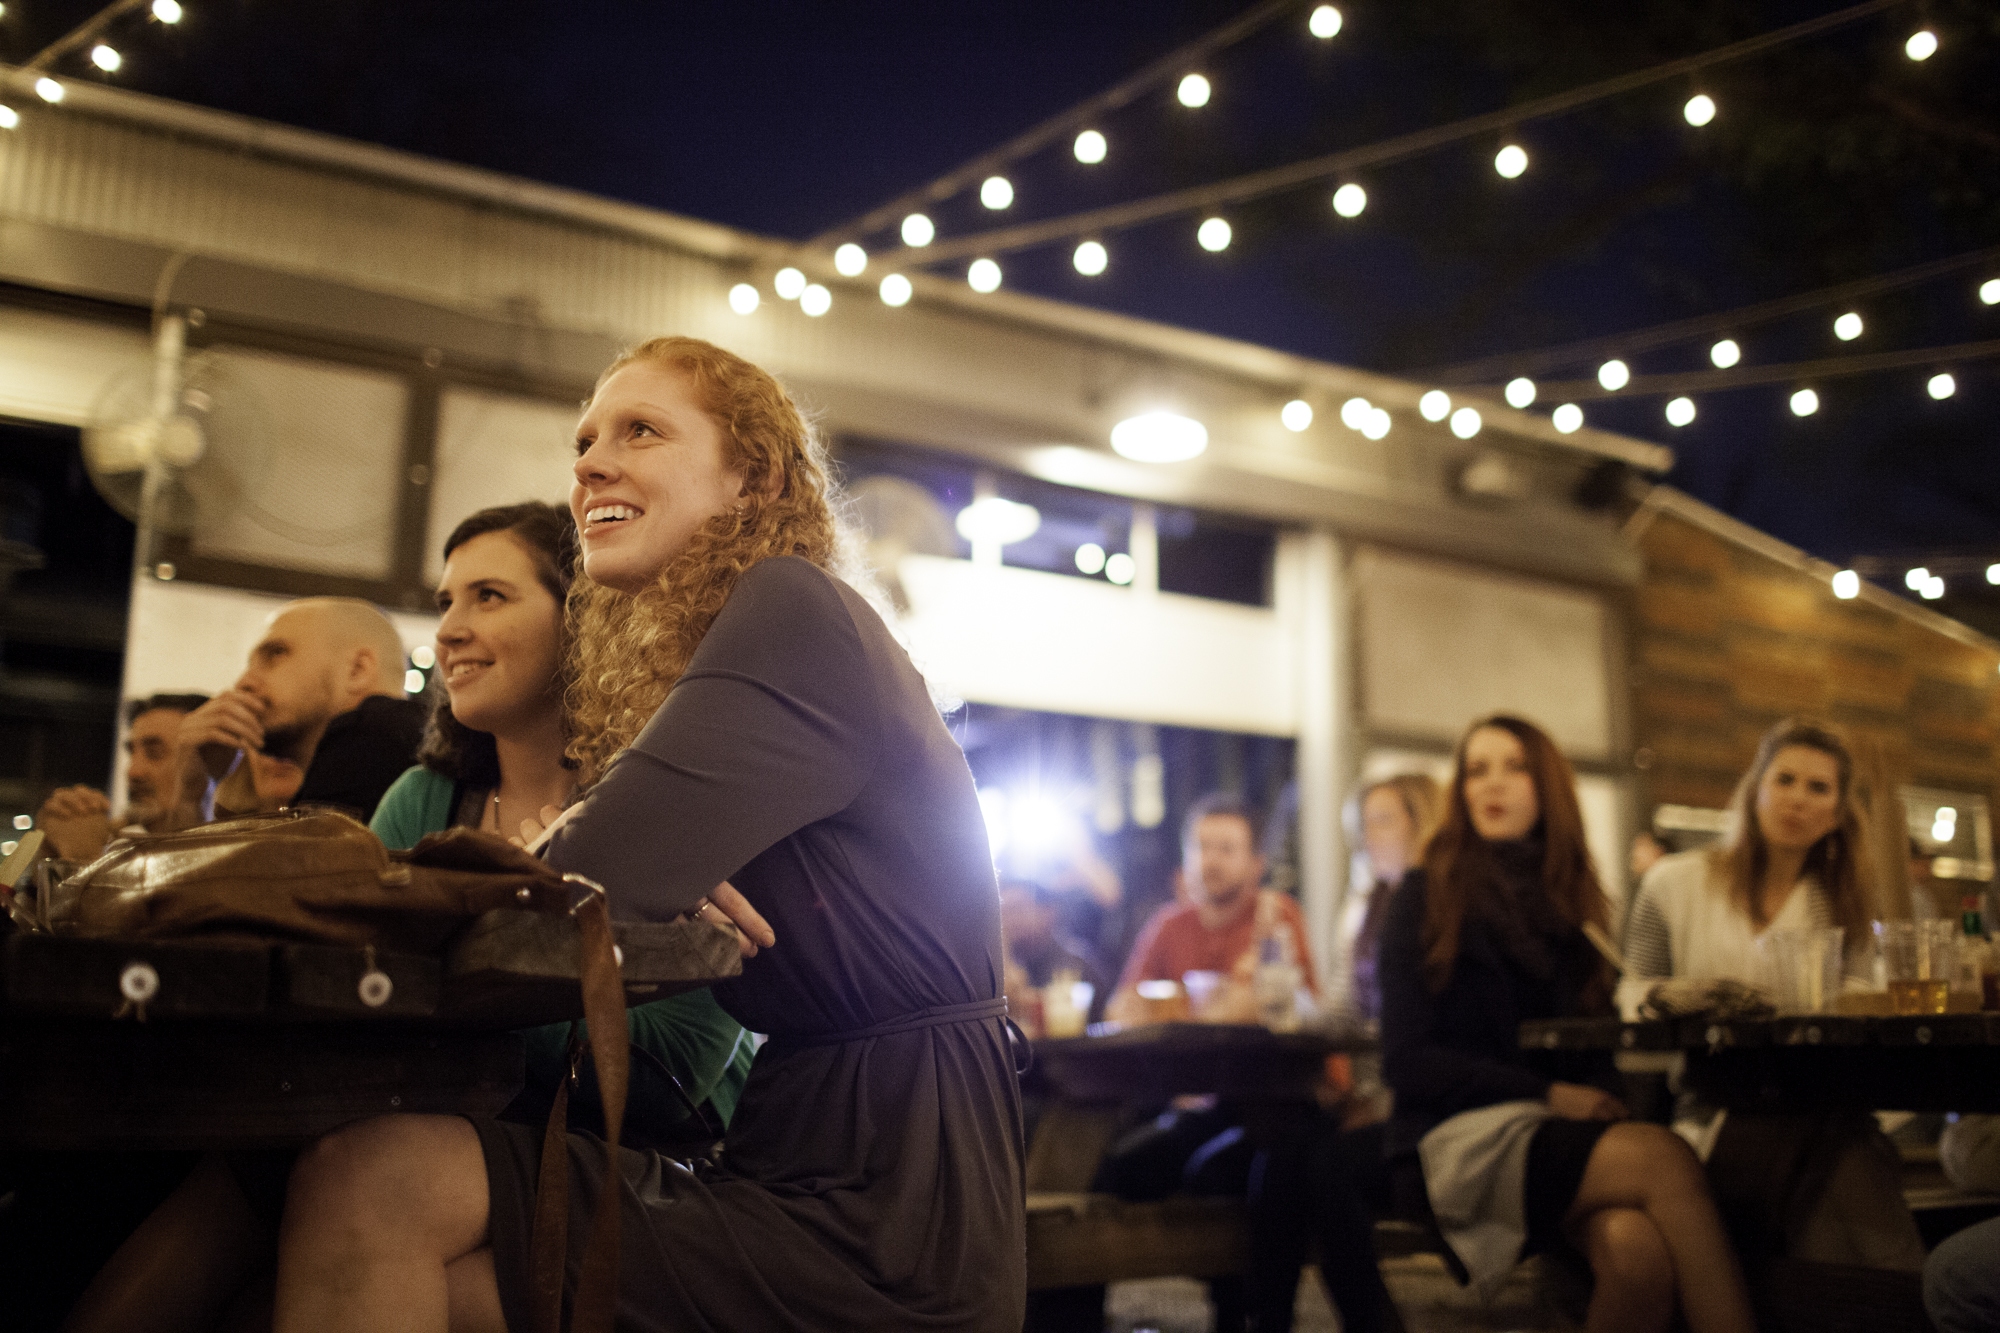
[727,283,760,315]
[1362,407,1392,440]
[879,273,913,307]
[1110,411,1208,463]
[1105,552,1136,585]
[1552,403,1583,433]
[799,284,831,317]
[1504,377,1535,409]
[1922,575,1946,600]
[1178,74,1211,108]
[1982,278,2000,305]
[1075,543,1107,575]
[1331,183,1366,217]
[1197,217,1231,252]
[1665,396,1696,427]
[1598,359,1630,391]
[1419,390,1451,421]
[1790,388,1820,416]
[979,176,1014,210]
[1710,338,1742,368]
[152,0,182,19]
[1074,130,1107,164]
[774,267,806,300]
[1494,144,1528,178]
[1309,6,1342,39]
[901,214,935,247]
[1684,94,1716,126]
[1340,397,1371,429]
[954,496,1041,547]
[1906,29,1938,61]
[90,44,120,72]
[0,106,17,130]
[967,258,1002,293]
[1449,406,1482,439]
[1073,240,1108,276]
[1281,399,1313,431]
[1929,373,1956,400]
[1834,311,1863,341]
[34,78,63,103]
[833,243,867,276]
[1832,570,1860,599]
[1906,567,1931,590]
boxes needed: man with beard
[35,692,210,860]
[172,597,425,825]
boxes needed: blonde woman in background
[1624,717,1924,1274]
[1345,774,1443,1026]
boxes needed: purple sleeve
[545,559,880,919]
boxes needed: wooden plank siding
[1630,511,2000,814]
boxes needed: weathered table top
[0,912,741,1149]
[1518,1013,2000,1113]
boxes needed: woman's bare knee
[1572,1122,1709,1219]
[1585,1207,1675,1295]
[284,1115,489,1260]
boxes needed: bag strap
[526,876,630,1333]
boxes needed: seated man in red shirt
[1108,792,1318,1026]
[1090,794,1320,1333]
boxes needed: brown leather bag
[53,808,628,1333]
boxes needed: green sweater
[372,766,753,1139]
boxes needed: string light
[1906,567,1931,591]
[0,106,17,131]
[967,258,1002,293]
[1504,377,1535,408]
[900,213,935,247]
[799,284,831,317]
[727,283,760,315]
[90,44,121,72]
[1281,399,1313,431]
[1075,543,1107,575]
[1982,279,2000,305]
[1905,29,1938,61]
[980,176,1014,210]
[1928,372,1956,399]
[1177,74,1212,108]
[1683,94,1716,126]
[1339,397,1372,429]
[1710,338,1742,368]
[34,78,63,103]
[774,267,806,300]
[1832,570,1860,599]
[1196,217,1232,252]
[1494,144,1528,178]
[1418,390,1451,422]
[879,273,913,306]
[1921,575,1946,600]
[1665,396,1697,426]
[152,0,183,20]
[1074,130,1107,164]
[1552,403,1584,433]
[1790,388,1820,416]
[1331,183,1366,218]
[1073,240,1108,276]
[1309,6,1342,39]
[1106,553,1136,585]
[1363,407,1392,439]
[1449,406,1482,439]
[1598,359,1630,391]
[1833,310,1863,340]
[833,243,867,276]
[1988,564,2000,585]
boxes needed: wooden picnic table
[0,910,740,1150]
[1519,1012,2000,1114]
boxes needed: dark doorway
[0,418,133,821]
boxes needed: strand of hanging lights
[2,0,186,125]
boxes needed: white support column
[1279,525,1352,987]
[1128,502,1159,596]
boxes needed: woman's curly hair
[563,336,839,782]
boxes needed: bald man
[174,597,426,824]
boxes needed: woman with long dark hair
[1379,715,1754,1333]
[269,336,1024,1332]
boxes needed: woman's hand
[693,880,776,959]
[513,803,579,855]
[1546,1081,1629,1121]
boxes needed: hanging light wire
[17,0,156,75]
[1517,335,2000,402]
[808,0,1296,249]
[868,0,1913,269]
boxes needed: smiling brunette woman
[1379,715,1755,1333]
[269,338,1023,1333]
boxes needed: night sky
[5,0,1996,615]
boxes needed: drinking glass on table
[1758,926,1845,1014]
[1881,919,1958,1015]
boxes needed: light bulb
[34,78,63,103]
[90,44,121,72]
[411,645,436,669]
[900,213,935,247]
[1987,564,2000,586]
[1790,388,1820,416]
[1110,412,1208,463]
[1598,359,1630,391]
[1981,278,2000,306]
[1075,543,1107,575]
[1073,240,1108,276]
[1074,129,1107,164]
[967,258,1002,293]
[0,106,17,131]
[1928,373,1956,400]
[879,273,913,307]
[1834,310,1863,341]
[773,267,806,300]
[1177,74,1211,108]
[1504,377,1535,409]
[1450,406,1482,439]
[980,176,1014,210]
[1906,567,1930,591]
[1281,399,1313,432]
[1418,390,1451,422]
[1331,183,1366,217]
[1197,217,1232,252]
[1922,575,1946,600]
[799,284,831,317]
[1710,338,1741,369]
[1339,397,1372,430]
[1906,29,1938,61]
[1832,570,1860,599]
[1362,407,1392,440]
[833,243,867,277]
[1309,6,1342,39]
[1684,94,1716,127]
[1494,144,1528,178]
[727,283,760,315]
[152,0,182,19]
[1106,553,1136,585]
[1551,403,1583,434]
[1665,396,1696,427]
